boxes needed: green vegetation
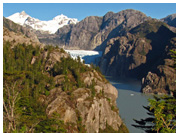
[150,96,176,132]
[90,62,101,73]
[3,41,127,132]
[133,96,176,133]
[3,42,59,132]
[76,111,86,133]
[3,41,105,132]
[99,123,129,133]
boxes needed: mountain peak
[20,11,28,16]
[53,14,68,21]
[160,13,176,27]
[7,12,78,34]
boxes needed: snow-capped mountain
[7,11,78,34]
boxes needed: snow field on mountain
[7,11,78,34]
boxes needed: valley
[65,50,152,133]
[3,5,176,133]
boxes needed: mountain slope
[37,9,151,50]
[7,11,78,34]
[99,20,176,94]
[3,17,40,43]
[160,14,176,27]
[3,19,128,133]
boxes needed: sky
[3,3,176,21]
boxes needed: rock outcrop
[41,52,125,132]
[100,20,176,94]
[45,79,123,133]
[40,53,126,132]
[141,58,176,95]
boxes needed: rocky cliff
[39,47,127,132]
[37,9,151,50]
[99,20,176,95]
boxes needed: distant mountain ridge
[161,14,176,27]
[6,10,176,50]
[37,9,152,50]
[7,11,78,34]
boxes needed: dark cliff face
[160,14,176,27]
[100,20,176,95]
[37,9,151,50]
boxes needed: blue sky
[3,3,176,21]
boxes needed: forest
[3,41,100,132]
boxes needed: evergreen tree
[133,49,176,133]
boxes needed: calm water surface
[107,77,153,133]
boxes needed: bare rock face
[3,27,43,48]
[142,59,176,95]
[100,20,176,94]
[44,49,69,71]
[100,33,151,77]
[43,69,125,133]
[46,88,77,124]
[37,9,151,50]
[83,98,122,133]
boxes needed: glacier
[65,50,102,65]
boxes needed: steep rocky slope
[38,48,126,132]
[3,17,40,43]
[37,9,151,50]
[161,14,176,27]
[99,20,176,95]
[3,21,128,132]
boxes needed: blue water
[107,77,152,133]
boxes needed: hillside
[3,21,128,133]
[3,17,39,43]
[99,20,176,95]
